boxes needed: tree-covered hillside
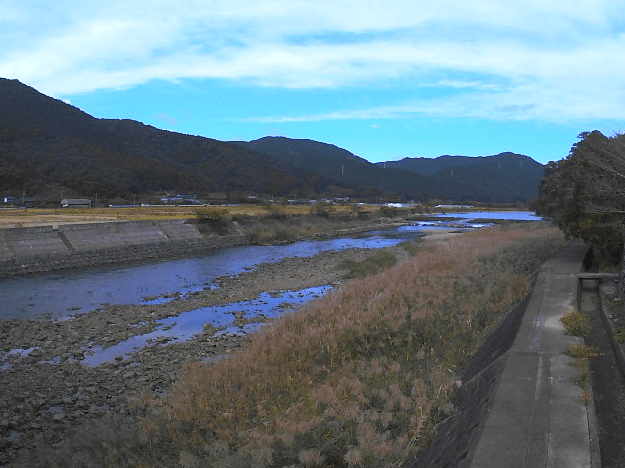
[1,78,544,205]
[232,137,439,201]
[533,130,625,271]
[0,79,358,205]
[379,153,545,203]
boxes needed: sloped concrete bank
[0,217,400,278]
[402,292,531,468]
[0,220,254,278]
[404,241,597,468]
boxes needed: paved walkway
[469,240,601,468]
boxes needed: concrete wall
[0,220,203,258]
[0,220,241,278]
[0,225,69,258]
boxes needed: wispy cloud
[2,0,624,123]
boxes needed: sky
[1,1,624,165]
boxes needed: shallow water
[81,285,331,366]
[0,227,420,320]
[0,211,540,321]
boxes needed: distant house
[3,195,36,207]
[160,194,202,205]
[3,196,20,205]
[61,198,91,208]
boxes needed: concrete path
[469,240,601,468]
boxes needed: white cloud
[1,0,624,122]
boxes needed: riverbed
[0,211,540,465]
[0,212,540,321]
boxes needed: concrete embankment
[404,240,599,468]
[0,220,247,278]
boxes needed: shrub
[378,205,399,218]
[263,204,289,220]
[311,201,335,218]
[560,309,590,336]
[194,207,230,223]
[338,250,397,278]
[350,204,363,217]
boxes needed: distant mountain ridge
[234,137,545,203]
[378,153,545,203]
[231,137,440,201]
[0,78,360,204]
[0,78,544,205]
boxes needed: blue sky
[2,0,624,165]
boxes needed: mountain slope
[235,137,545,203]
[0,79,357,204]
[379,153,545,202]
[0,78,544,205]
[232,137,441,200]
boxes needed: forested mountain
[0,78,544,205]
[0,79,362,205]
[232,137,439,201]
[379,153,546,203]
[235,137,545,203]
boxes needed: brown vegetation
[128,222,563,467]
[560,309,591,337]
[0,204,373,229]
[11,222,564,467]
[562,309,600,402]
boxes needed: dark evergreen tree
[533,130,625,281]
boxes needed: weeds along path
[581,282,625,467]
[16,222,566,468]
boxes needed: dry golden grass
[0,204,382,228]
[0,203,523,229]
[132,222,565,467]
[568,343,600,403]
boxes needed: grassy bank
[18,222,564,467]
[0,202,523,229]
[0,204,371,228]
[133,222,563,467]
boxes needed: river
[0,211,541,321]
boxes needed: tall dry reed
[144,223,566,467]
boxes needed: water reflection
[0,211,540,320]
[0,228,421,320]
[81,286,331,366]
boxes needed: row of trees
[533,130,625,280]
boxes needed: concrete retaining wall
[0,220,243,278]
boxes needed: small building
[61,198,91,208]
[160,194,202,205]
[3,195,36,207]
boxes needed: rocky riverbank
[0,223,425,466]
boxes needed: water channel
[0,211,541,322]
[0,212,541,367]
